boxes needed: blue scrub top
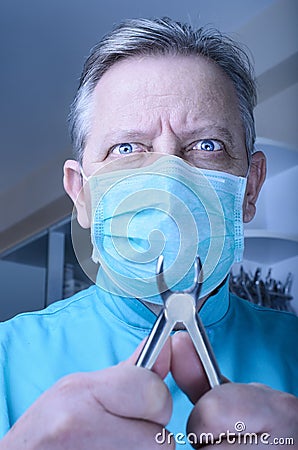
[0,280,297,447]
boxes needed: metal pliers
[136,256,223,388]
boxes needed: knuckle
[279,391,298,414]
[199,388,222,415]
[55,373,84,396]
[193,386,228,429]
[45,374,90,441]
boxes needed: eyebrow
[186,126,235,148]
[102,125,235,147]
[101,130,151,146]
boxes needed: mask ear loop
[80,165,89,182]
[244,147,253,178]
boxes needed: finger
[9,371,175,450]
[171,331,210,404]
[125,337,172,380]
[171,332,229,404]
[87,365,172,426]
[186,382,298,441]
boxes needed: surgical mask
[83,155,247,303]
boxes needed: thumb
[171,332,229,404]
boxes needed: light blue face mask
[85,155,247,303]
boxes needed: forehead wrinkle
[100,129,156,146]
[107,105,226,142]
[88,55,245,158]
[99,113,164,146]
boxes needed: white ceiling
[1,0,297,247]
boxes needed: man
[0,17,297,449]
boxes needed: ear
[243,151,267,223]
[63,159,91,228]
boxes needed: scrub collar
[95,268,230,331]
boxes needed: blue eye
[201,140,215,151]
[116,143,134,154]
[111,142,149,156]
[193,139,222,152]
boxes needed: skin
[2,55,297,448]
[64,55,266,227]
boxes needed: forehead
[91,54,240,118]
[85,54,247,175]
[84,54,246,170]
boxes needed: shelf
[245,229,298,241]
[255,138,298,178]
[243,236,298,264]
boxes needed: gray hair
[69,17,257,164]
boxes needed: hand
[171,332,298,448]
[1,342,173,450]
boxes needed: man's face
[64,54,266,229]
[83,54,248,177]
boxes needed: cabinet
[0,218,92,321]
[232,138,298,313]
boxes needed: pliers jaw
[156,255,203,303]
[136,255,223,388]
